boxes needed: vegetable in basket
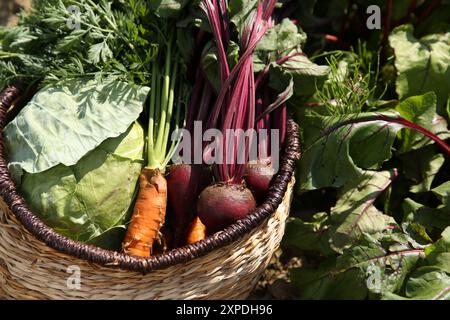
[3,80,149,250]
[0,0,193,255]
[194,0,312,232]
[122,21,189,257]
[0,0,167,251]
[196,0,276,233]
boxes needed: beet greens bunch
[167,0,307,237]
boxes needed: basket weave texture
[0,179,294,300]
[0,85,301,299]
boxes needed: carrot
[122,168,167,257]
[122,31,185,257]
[185,216,207,245]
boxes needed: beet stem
[323,114,450,156]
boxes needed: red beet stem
[204,1,273,132]
[323,114,450,156]
[203,0,231,85]
[202,0,276,185]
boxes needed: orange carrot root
[185,216,207,245]
[122,168,167,257]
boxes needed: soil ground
[0,0,31,26]
[248,248,302,300]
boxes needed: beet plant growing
[278,0,450,300]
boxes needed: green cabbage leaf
[20,122,144,250]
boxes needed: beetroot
[167,164,212,245]
[244,162,276,203]
[197,184,256,233]
[196,1,275,235]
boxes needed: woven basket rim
[0,84,301,273]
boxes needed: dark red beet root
[244,162,275,203]
[167,164,213,246]
[197,184,256,233]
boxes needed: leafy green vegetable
[253,19,307,72]
[291,259,369,300]
[298,88,450,193]
[256,18,307,56]
[0,0,158,88]
[283,212,334,256]
[4,79,149,175]
[426,227,450,273]
[384,228,450,300]
[282,0,450,301]
[383,267,450,300]
[249,12,328,98]
[228,0,258,33]
[297,111,402,191]
[389,25,450,114]
[150,0,190,18]
[329,171,397,253]
[395,92,450,153]
[396,93,436,151]
[400,147,445,193]
[402,198,450,242]
[20,122,144,250]
[289,36,450,299]
[274,54,329,98]
[432,182,450,208]
[291,234,423,299]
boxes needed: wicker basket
[0,85,301,300]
